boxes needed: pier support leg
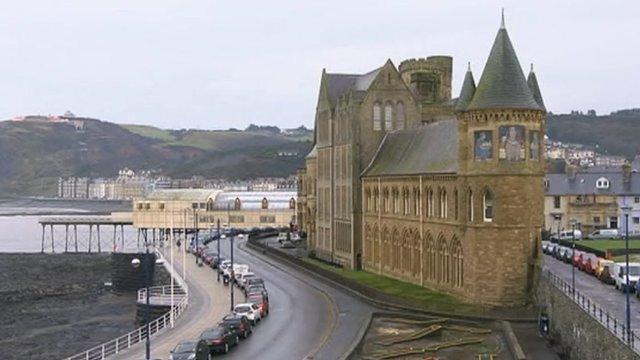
[65,225,69,253]
[74,225,78,253]
[88,225,93,253]
[137,229,141,249]
[50,224,55,253]
[97,225,101,253]
[152,228,156,245]
[121,225,125,250]
[113,225,117,252]
[41,224,45,253]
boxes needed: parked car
[234,303,262,325]
[218,260,232,274]
[219,314,253,339]
[554,246,568,260]
[195,245,209,258]
[245,277,265,289]
[598,260,616,285]
[231,264,251,284]
[613,262,640,292]
[541,241,550,254]
[281,240,296,249]
[586,229,620,240]
[277,232,288,243]
[550,230,583,241]
[581,254,599,274]
[238,272,256,289]
[199,325,239,354]
[169,340,209,360]
[247,293,269,317]
[572,250,585,268]
[202,249,218,266]
[246,286,268,301]
[211,256,225,269]
[596,259,615,278]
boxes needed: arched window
[402,188,410,215]
[234,197,241,210]
[439,189,447,218]
[365,188,372,212]
[373,188,379,212]
[392,188,400,214]
[596,177,610,189]
[373,225,380,265]
[382,188,390,213]
[451,237,464,288]
[483,190,494,222]
[468,189,474,222]
[384,102,393,130]
[453,189,459,220]
[373,102,382,131]
[261,197,269,209]
[289,197,296,209]
[427,188,434,217]
[206,198,214,211]
[413,187,420,216]
[396,101,405,130]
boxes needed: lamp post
[570,219,577,298]
[217,219,221,282]
[622,204,632,342]
[131,244,156,360]
[220,234,226,284]
[229,233,235,311]
[193,208,199,265]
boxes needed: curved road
[115,236,372,360]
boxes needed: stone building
[298,16,546,306]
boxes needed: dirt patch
[0,253,138,360]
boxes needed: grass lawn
[302,257,481,315]
[578,240,640,252]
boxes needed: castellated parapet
[399,56,452,102]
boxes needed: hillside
[0,119,311,196]
[546,109,640,159]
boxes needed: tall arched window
[365,188,372,212]
[483,190,494,222]
[261,197,269,209]
[234,197,241,210]
[453,189,459,220]
[468,189,474,222]
[289,197,296,209]
[439,189,447,218]
[382,188,390,213]
[413,187,420,216]
[392,188,400,214]
[427,188,434,217]
[451,238,464,288]
[396,101,405,130]
[384,102,393,130]
[373,102,382,131]
[373,188,379,212]
[402,188,410,215]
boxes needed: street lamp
[219,234,226,282]
[229,233,235,311]
[622,204,633,342]
[131,244,158,360]
[569,219,577,298]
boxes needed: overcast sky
[0,1,637,129]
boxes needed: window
[229,215,244,223]
[392,188,400,214]
[144,203,150,210]
[373,103,382,131]
[593,216,601,223]
[403,188,410,215]
[373,188,379,212]
[192,202,198,209]
[610,216,618,229]
[259,215,276,223]
[136,202,143,210]
[427,188,434,217]
[554,196,561,209]
[633,217,640,225]
[483,190,493,222]
[453,189,458,220]
[596,177,610,189]
[234,197,241,210]
[468,190,474,222]
[383,188,390,213]
[396,101,405,130]
[199,202,206,209]
[439,189,447,218]
[289,197,296,209]
[158,203,165,210]
[261,197,269,209]
[635,196,640,204]
[384,102,393,130]
[413,188,420,216]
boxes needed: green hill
[0,119,311,196]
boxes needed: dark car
[199,325,239,354]
[247,293,269,317]
[211,256,225,269]
[245,285,268,300]
[170,340,209,360]
[244,278,265,294]
[219,314,253,339]
[202,250,218,265]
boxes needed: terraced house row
[297,16,546,306]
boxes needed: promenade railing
[544,269,640,354]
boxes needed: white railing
[64,249,188,360]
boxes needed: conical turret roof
[455,63,476,111]
[527,64,546,111]
[466,16,541,111]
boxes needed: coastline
[0,197,131,216]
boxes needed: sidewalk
[113,245,243,359]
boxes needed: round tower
[398,56,452,103]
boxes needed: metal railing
[545,270,640,354]
[64,249,188,360]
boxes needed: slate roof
[545,172,640,196]
[145,189,221,201]
[325,67,380,105]
[362,118,459,177]
[466,24,542,111]
[455,66,476,111]
[527,67,546,110]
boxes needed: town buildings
[298,16,546,306]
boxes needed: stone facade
[299,18,546,306]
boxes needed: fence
[64,249,188,360]
[545,270,640,354]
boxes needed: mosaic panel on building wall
[499,125,525,161]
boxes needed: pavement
[114,236,374,360]
[543,253,640,333]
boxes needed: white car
[239,272,256,289]
[614,263,640,292]
[234,303,262,324]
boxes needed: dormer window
[596,177,610,189]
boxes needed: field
[577,239,640,252]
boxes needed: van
[551,230,583,241]
[613,262,640,292]
[231,264,250,283]
[586,229,620,240]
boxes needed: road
[543,253,640,332]
[116,236,373,360]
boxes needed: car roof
[235,302,253,307]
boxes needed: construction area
[356,314,514,360]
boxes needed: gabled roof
[144,189,221,202]
[455,64,476,111]
[545,172,640,196]
[527,65,546,110]
[466,19,542,111]
[362,118,459,177]
[324,67,381,105]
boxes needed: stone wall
[537,275,637,360]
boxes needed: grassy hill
[0,120,311,196]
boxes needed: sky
[0,1,637,130]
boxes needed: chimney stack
[567,164,577,181]
[623,162,632,184]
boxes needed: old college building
[297,17,546,306]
